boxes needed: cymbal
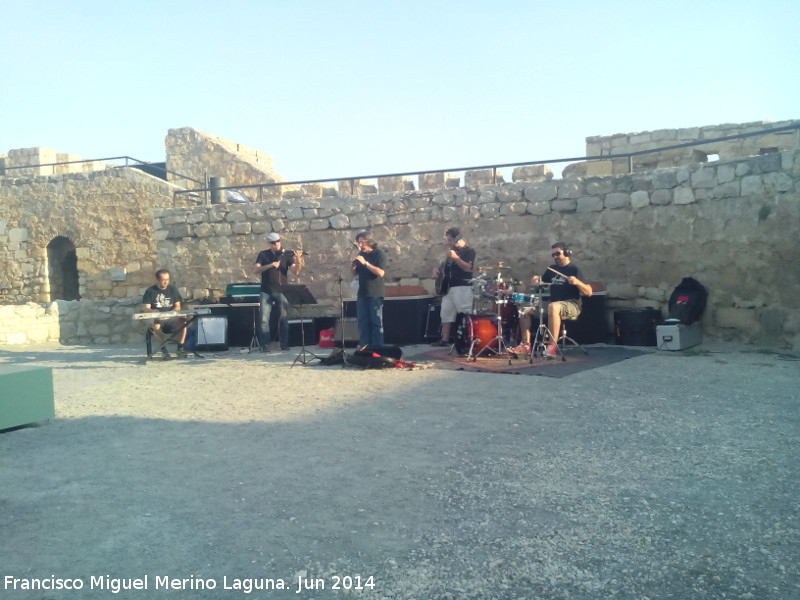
[478,262,511,272]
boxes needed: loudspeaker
[194,316,228,351]
[425,302,442,341]
[614,308,661,346]
[334,318,359,347]
[288,319,316,348]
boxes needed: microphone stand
[336,246,360,368]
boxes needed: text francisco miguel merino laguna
[4,574,376,594]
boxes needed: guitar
[435,257,453,296]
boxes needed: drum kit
[454,262,553,363]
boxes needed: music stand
[279,284,321,367]
[247,302,262,353]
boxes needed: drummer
[515,242,593,356]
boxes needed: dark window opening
[47,236,80,301]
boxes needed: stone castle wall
[165,127,286,193]
[580,119,800,177]
[0,168,176,306]
[1,124,799,348]
[155,149,800,349]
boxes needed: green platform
[0,366,55,430]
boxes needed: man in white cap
[253,233,304,351]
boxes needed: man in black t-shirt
[254,232,304,351]
[142,269,187,358]
[351,231,387,346]
[431,227,476,346]
[518,242,592,357]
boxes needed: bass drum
[454,313,500,355]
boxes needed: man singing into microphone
[254,232,304,351]
[351,231,387,347]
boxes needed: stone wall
[0,298,143,345]
[581,119,800,177]
[0,147,109,177]
[2,123,799,349]
[165,127,287,195]
[155,149,800,349]
[0,167,177,305]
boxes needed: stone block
[604,193,629,210]
[556,181,584,199]
[577,196,603,212]
[377,176,406,194]
[585,179,615,195]
[329,214,350,229]
[631,190,650,209]
[763,172,793,193]
[417,173,445,190]
[551,199,577,212]
[741,175,764,196]
[586,160,613,177]
[524,183,557,203]
[465,169,498,187]
[8,228,29,243]
[511,165,552,181]
[673,188,695,205]
[499,202,527,216]
[690,166,717,188]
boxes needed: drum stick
[547,266,568,279]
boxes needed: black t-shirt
[542,263,583,302]
[142,284,182,312]
[255,248,297,293]
[447,246,476,287]
[355,248,387,298]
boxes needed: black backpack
[667,277,708,324]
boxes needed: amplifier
[334,318,359,347]
[226,282,261,298]
[193,316,228,351]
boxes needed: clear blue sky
[2,0,798,182]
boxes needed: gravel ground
[0,342,798,600]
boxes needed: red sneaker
[544,344,558,357]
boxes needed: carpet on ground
[420,345,648,378]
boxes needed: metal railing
[3,122,797,204]
[1,155,206,188]
[172,122,800,203]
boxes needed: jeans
[259,291,289,348]
[356,296,384,347]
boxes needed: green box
[0,366,55,430]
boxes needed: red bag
[318,327,336,348]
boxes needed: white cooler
[656,320,702,351]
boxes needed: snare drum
[454,313,500,355]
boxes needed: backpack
[667,277,708,324]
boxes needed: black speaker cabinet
[342,296,433,345]
[224,303,259,347]
[288,319,316,347]
[565,293,610,344]
[614,307,661,346]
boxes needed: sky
[2,0,798,183]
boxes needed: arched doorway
[47,236,80,301]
